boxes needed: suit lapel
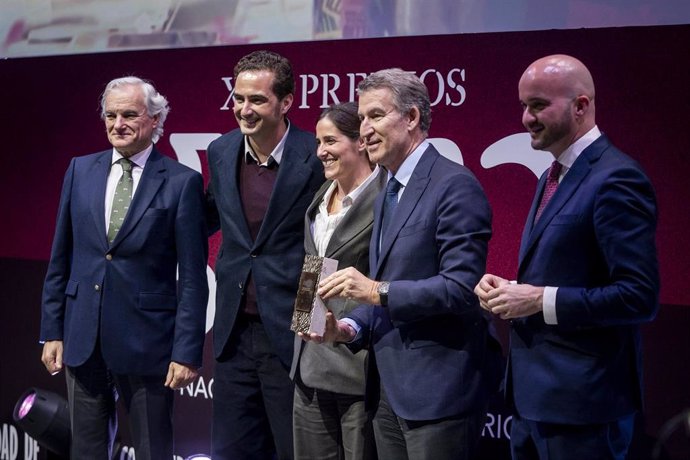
[375,147,436,277]
[370,189,385,271]
[214,136,253,246]
[254,137,311,248]
[89,151,112,248]
[518,172,547,261]
[109,148,165,247]
[304,181,329,256]
[325,168,385,257]
[518,136,610,267]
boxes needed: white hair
[100,76,170,143]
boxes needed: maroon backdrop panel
[1,25,688,459]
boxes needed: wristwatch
[377,281,390,306]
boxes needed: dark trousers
[65,348,173,460]
[293,377,376,460]
[372,386,486,460]
[212,316,295,460]
[510,412,635,460]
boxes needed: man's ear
[407,106,421,132]
[281,93,294,114]
[573,95,590,117]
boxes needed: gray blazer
[290,168,386,395]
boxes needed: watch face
[378,282,390,306]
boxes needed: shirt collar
[388,140,429,187]
[244,120,291,166]
[111,143,153,169]
[321,166,380,210]
[557,125,601,169]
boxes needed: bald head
[519,54,597,156]
[522,54,595,101]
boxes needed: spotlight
[185,455,212,460]
[13,388,70,459]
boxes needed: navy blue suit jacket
[347,145,502,421]
[510,134,659,424]
[206,125,324,367]
[41,148,209,376]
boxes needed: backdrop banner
[1,24,688,459]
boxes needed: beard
[529,108,573,152]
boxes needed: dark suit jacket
[290,168,386,395]
[206,125,324,367]
[347,145,502,421]
[41,148,209,376]
[511,134,659,424]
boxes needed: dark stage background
[1,25,688,459]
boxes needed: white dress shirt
[104,144,153,234]
[312,166,380,256]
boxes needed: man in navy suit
[475,55,659,459]
[40,77,209,459]
[302,68,502,459]
[205,50,324,459]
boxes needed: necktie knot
[548,160,562,180]
[118,158,133,174]
[386,177,401,197]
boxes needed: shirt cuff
[340,318,361,343]
[542,286,558,325]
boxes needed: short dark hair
[234,50,294,100]
[318,101,360,141]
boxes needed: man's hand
[476,274,544,319]
[298,311,356,344]
[475,274,510,312]
[41,340,64,375]
[165,362,199,389]
[318,267,379,304]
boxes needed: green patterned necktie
[107,158,134,244]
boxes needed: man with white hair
[40,76,208,459]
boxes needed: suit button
[94,284,101,291]
[105,254,113,261]
[238,282,243,289]
[250,253,257,258]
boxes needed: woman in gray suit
[291,102,385,460]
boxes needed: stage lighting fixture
[185,455,212,460]
[13,387,70,459]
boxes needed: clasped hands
[474,274,544,320]
[298,267,379,344]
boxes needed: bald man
[475,55,659,459]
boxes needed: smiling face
[104,84,158,157]
[315,116,366,183]
[233,69,292,142]
[519,77,577,155]
[358,88,417,173]
[518,55,596,156]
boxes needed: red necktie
[534,161,562,222]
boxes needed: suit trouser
[510,412,635,460]
[212,315,295,460]
[65,347,173,460]
[372,385,486,460]
[293,376,376,460]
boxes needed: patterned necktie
[381,177,402,238]
[107,158,133,244]
[534,160,562,222]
